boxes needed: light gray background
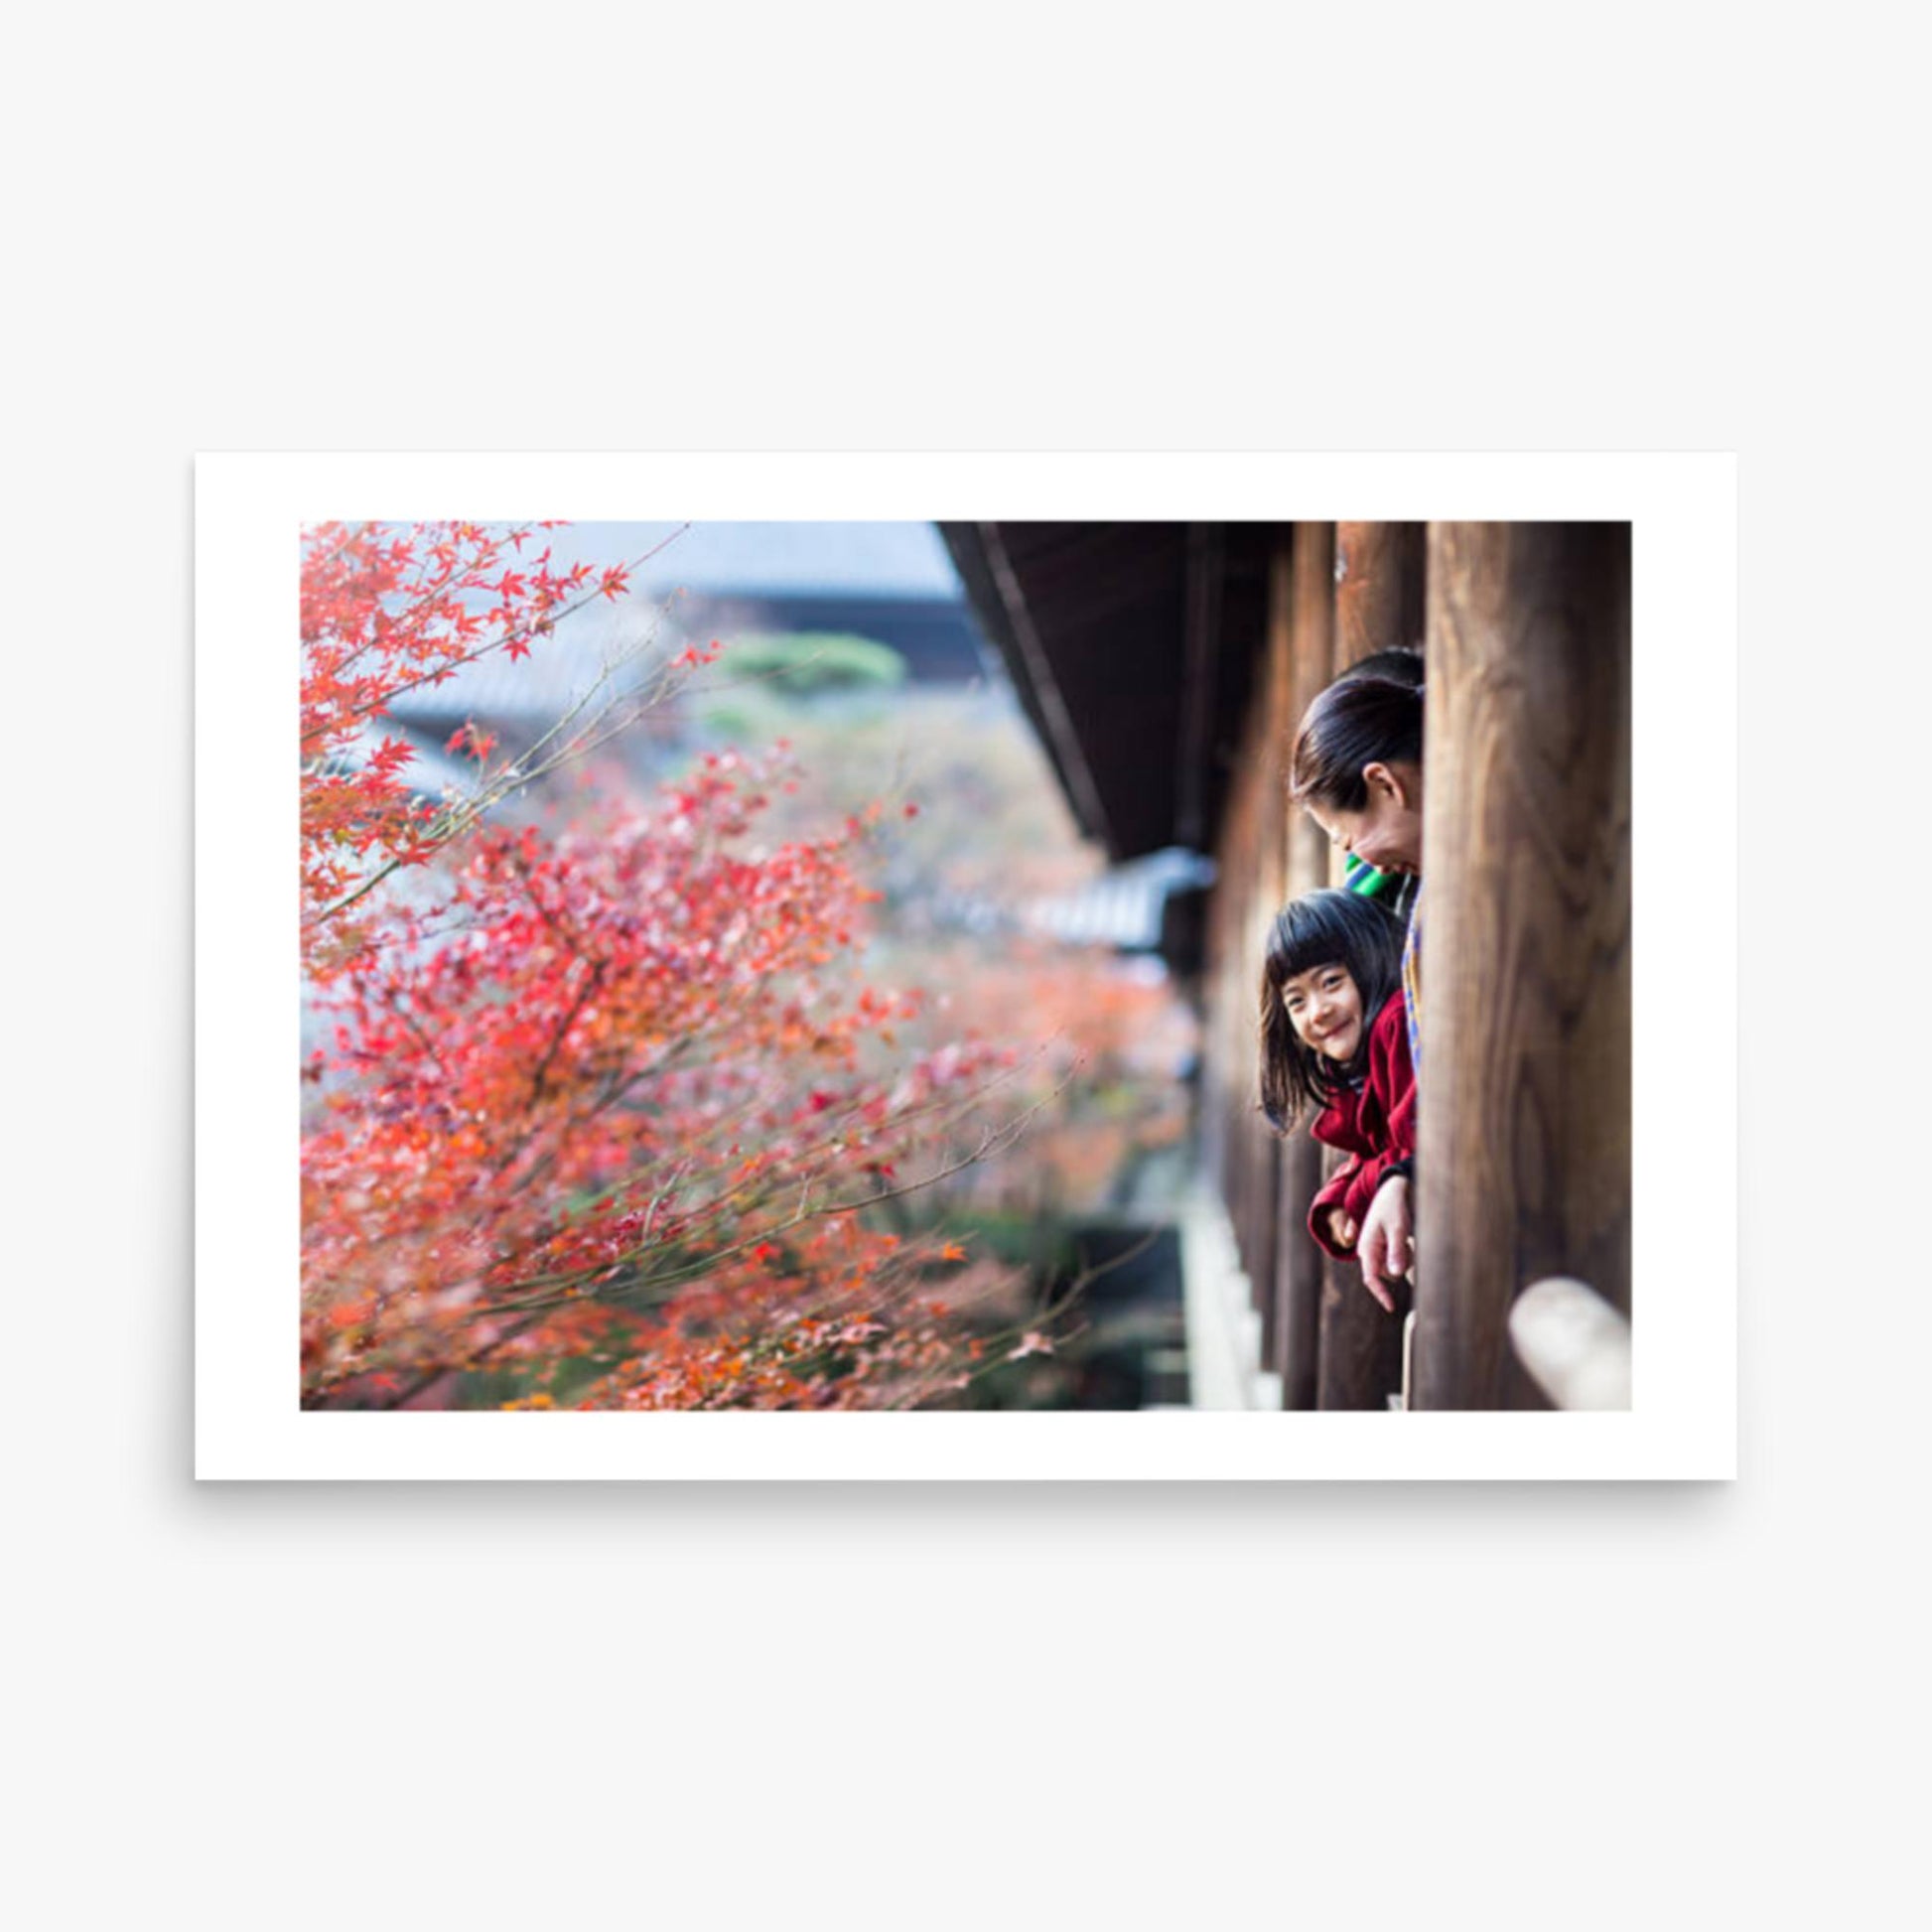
[10,3,1898,1925]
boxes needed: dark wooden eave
[941,521,1275,864]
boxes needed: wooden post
[1335,520,1426,666]
[1235,706,1281,1371]
[1247,529,1295,1391]
[1272,555,1322,1410]
[1413,523,1631,1411]
[1204,665,1277,1386]
[1316,523,1426,1409]
[1269,524,1334,1407]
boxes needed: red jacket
[1307,991,1417,1261]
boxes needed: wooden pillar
[1413,523,1631,1411]
[1205,660,1278,1378]
[1245,530,1292,1388]
[1285,527,1335,917]
[1234,706,1281,1370]
[1203,789,1243,1233]
[1269,523,1334,1407]
[1316,523,1427,1409]
[1265,531,1317,1407]
[1335,521,1426,666]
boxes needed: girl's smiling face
[1280,961,1366,1065]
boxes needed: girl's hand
[1324,1208,1359,1251]
[1357,1175,1414,1313]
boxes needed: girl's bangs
[1273,925,1348,983]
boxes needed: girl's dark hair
[1288,674,1424,811]
[1258,889,1406,1132]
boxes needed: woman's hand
[1356,1174,1413,1313]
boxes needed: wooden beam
[972,522,1117,852]
[1413,524,1631,1410]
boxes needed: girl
[1259,889,1416,1312]
[1288,673,1428,1307]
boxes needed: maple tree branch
[300,522,691,746]
[445,1033,1065,1314]
[305,595,690,938]
[382,987,453,1083]
[526,960,606,1109]
[331,1074,1085,1411]
[466,1075,1069,1320]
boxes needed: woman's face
[1308,759,1423,875]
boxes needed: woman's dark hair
[1258,889,1406,1133]
[1288,674,1424,812]
[1338,643,1424,690]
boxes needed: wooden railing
[1507,1278,1632,1411]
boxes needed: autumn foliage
[300,522,1053,1409]
[300,519,652,983]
